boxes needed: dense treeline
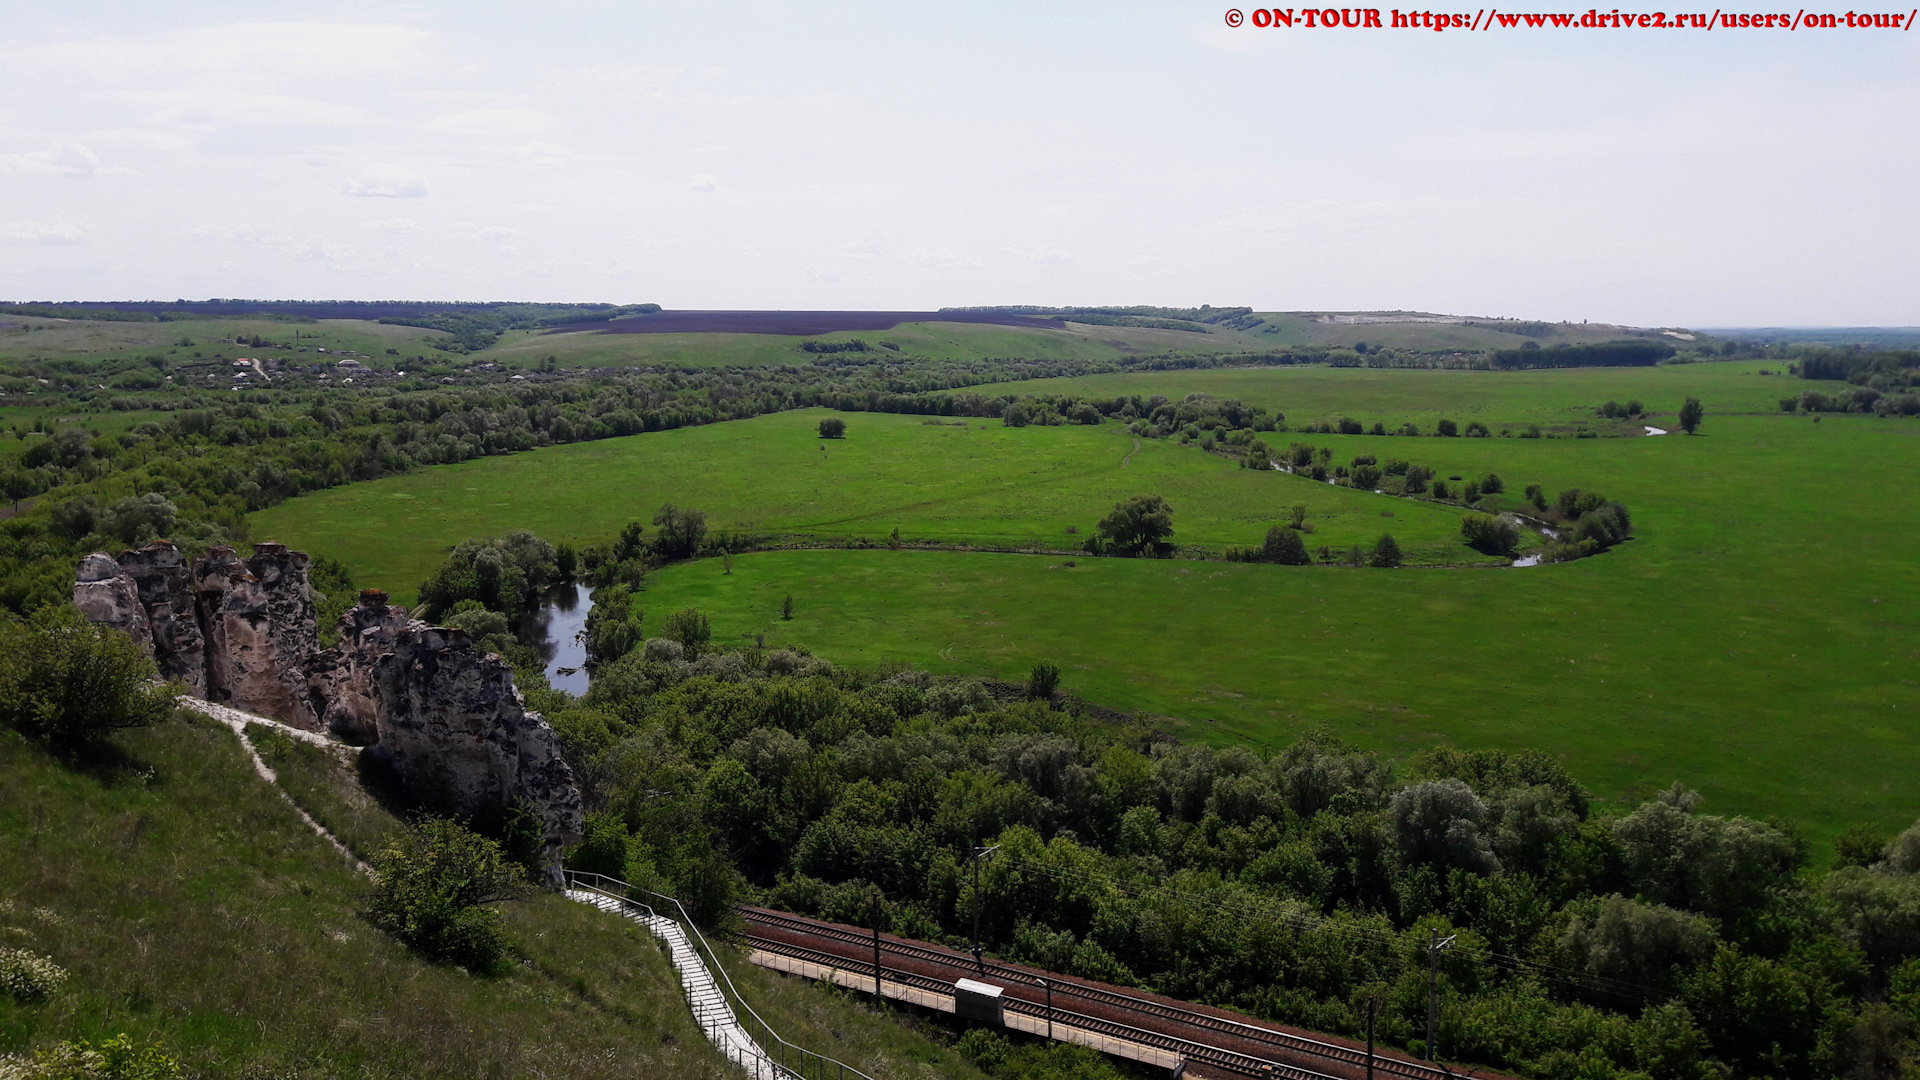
[535,643,1920,1080]
[1491,341,1676,370]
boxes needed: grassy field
[0,714,985,1079]
[249,407,1505,597]
[481,317,1275,370]
[988,358,1794,434]
[245,362,1920,844]
[1253,312,1683,352]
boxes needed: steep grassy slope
[0,715,984,1079]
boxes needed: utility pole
[873,922,883,999]
[1426,930,1456,1062]
[1037,976,1052,1041]
[1365,992,1377,1080]
[968,843,1000,974]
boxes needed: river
[517,582,594,696]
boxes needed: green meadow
[250,362,1920,843]
[249,408,1500,594]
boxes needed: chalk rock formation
[117,542,207,694]
[193,544,321,729]
[73,543,585,883]
[369,626,585,883]
[72,553,150,654]
[306,589,413,744]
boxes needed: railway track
[740,906,1505,1080]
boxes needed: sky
[1,1,1915,325]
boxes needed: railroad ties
[741,905,1520,1080]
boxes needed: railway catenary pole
[1037,976,1052,1041]
[1426,930,1456,1062]
[968,844,999,974]
[873,921,883,999]
[1365,993,1376,1080]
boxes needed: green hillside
[0,714,983,1079]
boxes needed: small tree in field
[780,595,794,620]
[1094,494,1175,557]
[818,417,846,439]
[1369,534,1403,568]
[662,607,713,657]
[1028,659,1061,700]
[1679,397,1704,434]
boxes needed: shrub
[817,417,846,439]
[1437,419,1459,437]
[651,504,707,560]
[1524,484,1547,511]
[1028,659,1061,700]
[1368,534,1402,568]
[1679,396,1704,434]
[0,605,177,747]
[661,607,713,658]
[1003,403,1029,428]
[581,585,644,664]
[366,817,528,971]
[641,637,684,663]
[1431,480,1450,500]
[0,946,67,1003]
[1574,503,1632,549]
[9,1035,181,1080]
[1519,424,1542,438]
[1461,515,1520,557]
[1350,464,1382,489]
[1556,488,1610,518]
[1480,473,1505,494]
[1464,421,1490,437]
[1093,494,1174,557]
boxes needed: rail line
[739,905,1507,1080]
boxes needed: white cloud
[689,174,720,193]
[1003,244,1079,264]
[0,221,87,245]
[1126,254,1158,266]
[362,217,423,234]
[513,141,571,167]
[428,109,556,137]
[907,247,981,269]
[2,140,126,177]
[455,222,515,241]
[343,164,429,198]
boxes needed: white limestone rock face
[369,626,585,883]
[72,553,151,655]
[307,589,414,744]
[193,543,321,729]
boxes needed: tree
[780,595,794,620]
[1524,484,1547,511]
[661,607,712,657]
[1368,534,1402,568]
[581,585,643,664]
[818,417,846,439]
[366,817,528,970]
[1094,494,1174,557]
[0,468,38,514]
[1437,419,1459,437]
[0,605,177,747]
[1479,473,1505,495]
[1288,504,1309,529]
[1264,525,1311,565]
[1461,514,1520,557]
[652,504,708,560]
[1003,403,1030,428]
[1028,659,1061,700]
[1679,396,1704,434]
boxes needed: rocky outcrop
[193,543,321,729]
[369,626,585,883]
[73,553,150,654]
[306,589,413,745]
[72,543,585,883]
[117,542,206,694]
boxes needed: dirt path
[1122,437,1140,466]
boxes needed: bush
[1028,659,1061,700]
[1464,421,1490,438]
[817,417,846,439]
[1519,424,1542,438]
[1437,419,1459,437]
[1350,464,1382,489]
[8,1035,181,1080]
[581,585,644,664]
[661,607,712,658]
[651,504,707,561]
[1461,515,1520,558]
[0,606,177,747]
[0,946,67,1003]
[1679,396,1704,434]
[1479,473,1505,494]
[1574,503,1632,549]
[1524,484,1547,511]
[1368,534,1402,568]
[1092,494,1174,557]
[365,818,528,971]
